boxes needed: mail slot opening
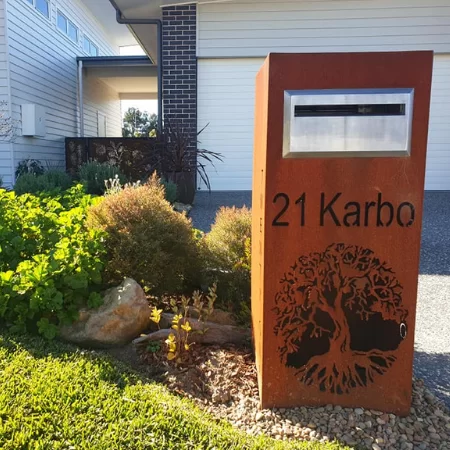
[294,103,406,117]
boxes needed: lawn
[0,333,349,450]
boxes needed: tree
[273,243,408,395]
[122,107,158,137]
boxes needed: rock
[60,278,150,348]
[355,408,364,415]
[343,434,358,445]
[372,444,381,450]
[429,432,440,442]
[207,309,237,326]
[173,202,192,214]
[255,412,264,421]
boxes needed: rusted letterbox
[252,52,433,415]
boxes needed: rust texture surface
[251,52,433,416]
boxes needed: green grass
[0,332,349,450]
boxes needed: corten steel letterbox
[252,52,433,416]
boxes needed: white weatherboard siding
[83,75,122,138]
[198,56,450,191]
[6,0,121,172]
[0,0,13,186]
[427,55,450,190]
[198,0,450,58]
[198,0,450,191]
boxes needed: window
[83,36,99,57]
[25,0,50,18]
[57,11,78,42]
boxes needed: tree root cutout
[296,350,397,394]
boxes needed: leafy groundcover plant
[0,185,106,338]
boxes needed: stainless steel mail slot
[283,88,414,158]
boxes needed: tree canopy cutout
[273,243,408,395]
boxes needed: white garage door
[198,56,450,191]
[427,55,450,190]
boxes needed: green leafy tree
[122,107,158,137]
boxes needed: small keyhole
[400,323,407,340]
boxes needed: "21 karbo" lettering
[272,192,415,228]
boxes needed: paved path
[191,191,450,407]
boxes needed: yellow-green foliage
[87,174,200,296]
[205,206,252,270]
[203,207,252,319]
[0,185,106,338]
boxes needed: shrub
[87,173,201,296]
[15,158,44,178]
[161,179,178,204]
[0,185,106,338]
[14,170,72,195]
[105,173,178,204]
[203,206,252,321]
[79,161,126,195]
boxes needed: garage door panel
[199,56,450,191]
[426,55,450,190]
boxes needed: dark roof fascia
[76,56,153,67]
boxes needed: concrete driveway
[191,191,450,407]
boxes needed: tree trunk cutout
[273,243,408,395]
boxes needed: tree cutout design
[273,243,408,395]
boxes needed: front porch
[77,55,159,138]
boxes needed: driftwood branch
[133,313,250,346]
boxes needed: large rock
[60,278,151,348]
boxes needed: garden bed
[132,342,450,450]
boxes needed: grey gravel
[204,378,449,449]
[191,191,450,408]
[190,191,252,232]
[416,191,450,408]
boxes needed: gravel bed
[138,344,450,450]
[208,379,450,450]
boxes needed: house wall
[162,4,197,159]
[83,74,122,138]
[196,0,450,191]
[6,0,121,175]
[197,0,450,57]
[0,0,13,186]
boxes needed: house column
[161,4,197,164]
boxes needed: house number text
[272,192,415,228]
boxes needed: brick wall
[162,4,197,162]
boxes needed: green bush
[162,179,178,204]
[203,206,252,322]
[14,170,72,195]
[79,161,127,195]
[87,173,201,296]
[0,185,106,338]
